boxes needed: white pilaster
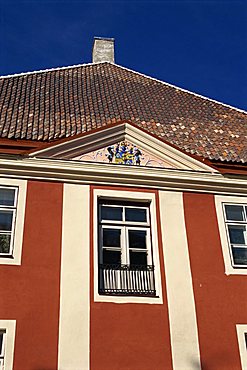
[159,191,201,370]
[58,184,90,370]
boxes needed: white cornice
[0,157,246,196]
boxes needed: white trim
[1,62,245,113]
[58,184,90,370]
[29,122,216,173]
[0,179,27,265]
[236,324,247,370]
[93,189,163,304]
[1,157,247,196]
[0,320,16,370]
[0,61,106,79]
[215,195,247,275]
[159,191,201,370]
[0,186,18,258]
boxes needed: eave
[0,138,44,155]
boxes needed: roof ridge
[0,61,246,114]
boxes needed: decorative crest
[106,141,142,165]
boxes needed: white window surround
[0,186,18,258]
[236,324,247,370]
[0,178,27,265]
[0,320,16,370]
[93,189,163,304]
[215,195,247,275]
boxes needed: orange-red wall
[0,181,63,370]
[1,181,246,369]
[184,193,247,370]
[90,186,173,370]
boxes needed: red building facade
[0,38,246,370]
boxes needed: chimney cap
[93,36,115,42]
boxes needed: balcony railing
[99,263,156,296]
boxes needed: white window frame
[0,330,6,368]
[236,324,247,370]
[0,321,16,370]
[215,195,247,275]
[0,186,18,258]
[94,189,163,304]
[99,203,152,266]
[0,179,27,265]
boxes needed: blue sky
[0,0,246,110]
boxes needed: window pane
[101,206,123,221]
[232,248,247,266]
[0,234,11,254]
[228,225,246,245]
[0,211,13,231]
[0,188,15,207]
[125,208,147,222]
[225,205,245,221]
[130,251,147,266]
[129,230,147,249]
[103,228,121,248]
[103,250,121,264]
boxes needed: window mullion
[121,227,128,265]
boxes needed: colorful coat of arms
[106,142,142,165]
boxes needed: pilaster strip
[159,191,201,370]
[58,184,90,369]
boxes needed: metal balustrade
[99,264,156,296]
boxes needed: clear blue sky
[0,0,246,110]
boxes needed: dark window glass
[225,205,245,221]
[228,226,246,245]
[130,251,147,266]
[232,248,247,265]
[101,206,123,221]
[0,211,13,231]
[129,230,147,249]
[103,249,121,264]
[244,333,247,349]
[103,228,121,248]
[0,235,11,254]
[0,188,15,207]
[125,208,147,222]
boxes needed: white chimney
[92,37,115,63]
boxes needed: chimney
[92,37,115,63]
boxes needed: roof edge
[113,63,247,114]
[0,61,109,79]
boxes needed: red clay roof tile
[0,62,246,163]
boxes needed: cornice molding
[0,157,246,196]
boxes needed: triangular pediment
[29,122,217,172]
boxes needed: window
[223,203,247,268]
[0,187,18,258]
[0,330,6,370]
[236,325,247,370]
[98,200,156,296]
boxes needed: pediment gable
[29,122,217,172]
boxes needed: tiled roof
[0,62,246,163]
